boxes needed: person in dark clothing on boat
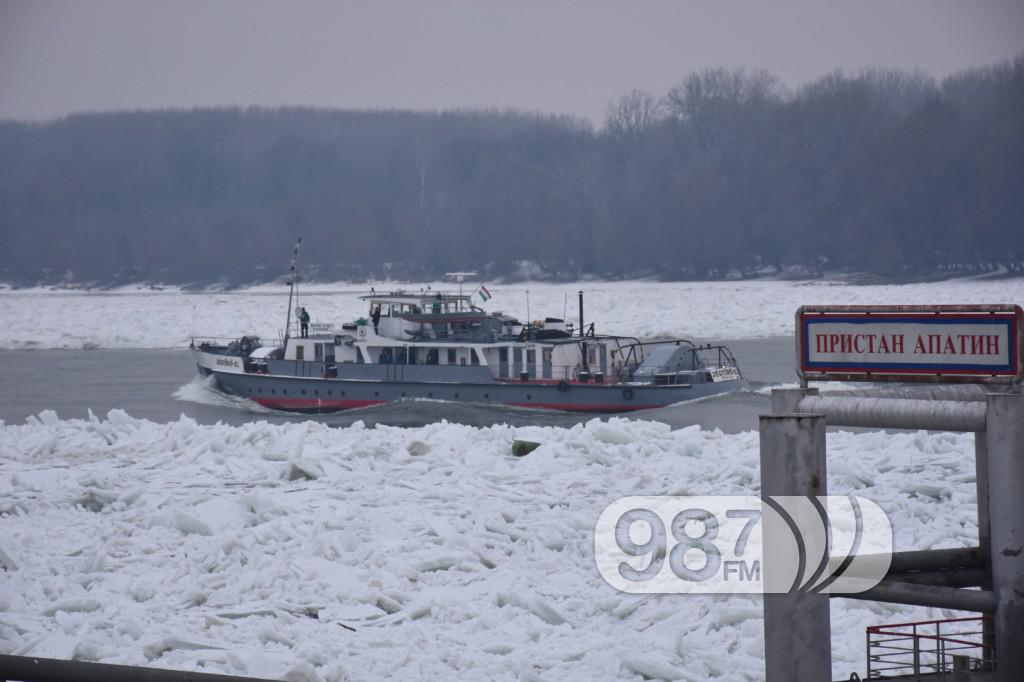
[371,305,381,334]
[299,307,310,337]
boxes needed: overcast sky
[1,0,1021,125]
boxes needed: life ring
[622,388,635,401]
[557,380,569,393]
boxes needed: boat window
[447,348,456,364]
[471,349,480,366]
[296,345,305,361]
[315,344,324,361]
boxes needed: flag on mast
[477,285,492,302]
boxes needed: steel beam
[0,655,277,682]
[985,392,1024,682]
[760,412,831,682]
[795,395,986,431]
[838,547,986,579]
[889,547,987,573]
[835,580,997,613]
[883,568,989,588]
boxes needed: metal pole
[795,396,987,432]
[760,412,831,682]
[865,628,871,679]
[0,654,278,682]
[283,238,301,343]
[912,625,920,679]
[975,434,995,669]
[985,392,1024,682]
[837,580,996,612]
[881,568,988,588]
[889,547,986,573]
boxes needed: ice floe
[0,411,981,680]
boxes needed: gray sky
[1,0,1022,125]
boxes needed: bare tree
[663,67,784,158]
[604,89,662,145]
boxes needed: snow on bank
[2,278,1023,349]
[1,413,978,680]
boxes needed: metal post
[770,386,819,415]
[912,624,920,678]
[985,392,1024,682]
[866,628,872,679]
[975,434,995,668]
[760,412,831,682]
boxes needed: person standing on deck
[299,307,310,337]
[371,305,381,334]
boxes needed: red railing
[866,616,994,679]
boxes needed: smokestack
[578,291,584,337]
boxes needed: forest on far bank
[0,56,1021,287]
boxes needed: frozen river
[1,279,1014,680]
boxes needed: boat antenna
[284,238,302,342]
[526,290,531,325]
[445,271,476,298]
[563,292,568,322]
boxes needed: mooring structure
[762,305,1023,682]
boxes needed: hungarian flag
[478,285,492,302]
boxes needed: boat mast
[579,290,588,376]
[445,271,476,311]
[283,238,302,343]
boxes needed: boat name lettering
[709,367,741,383]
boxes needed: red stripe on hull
[505,402,662,413]
[251,395,659,414]
[254,397,386,410]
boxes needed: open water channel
[0,338,805,431]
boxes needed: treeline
[0,57,1021,285]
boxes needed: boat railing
[190,335,243,350]
[621,342,743,382]
[191,335,265,353]
[865,616,993,678]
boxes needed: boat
[190,248,747,413]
